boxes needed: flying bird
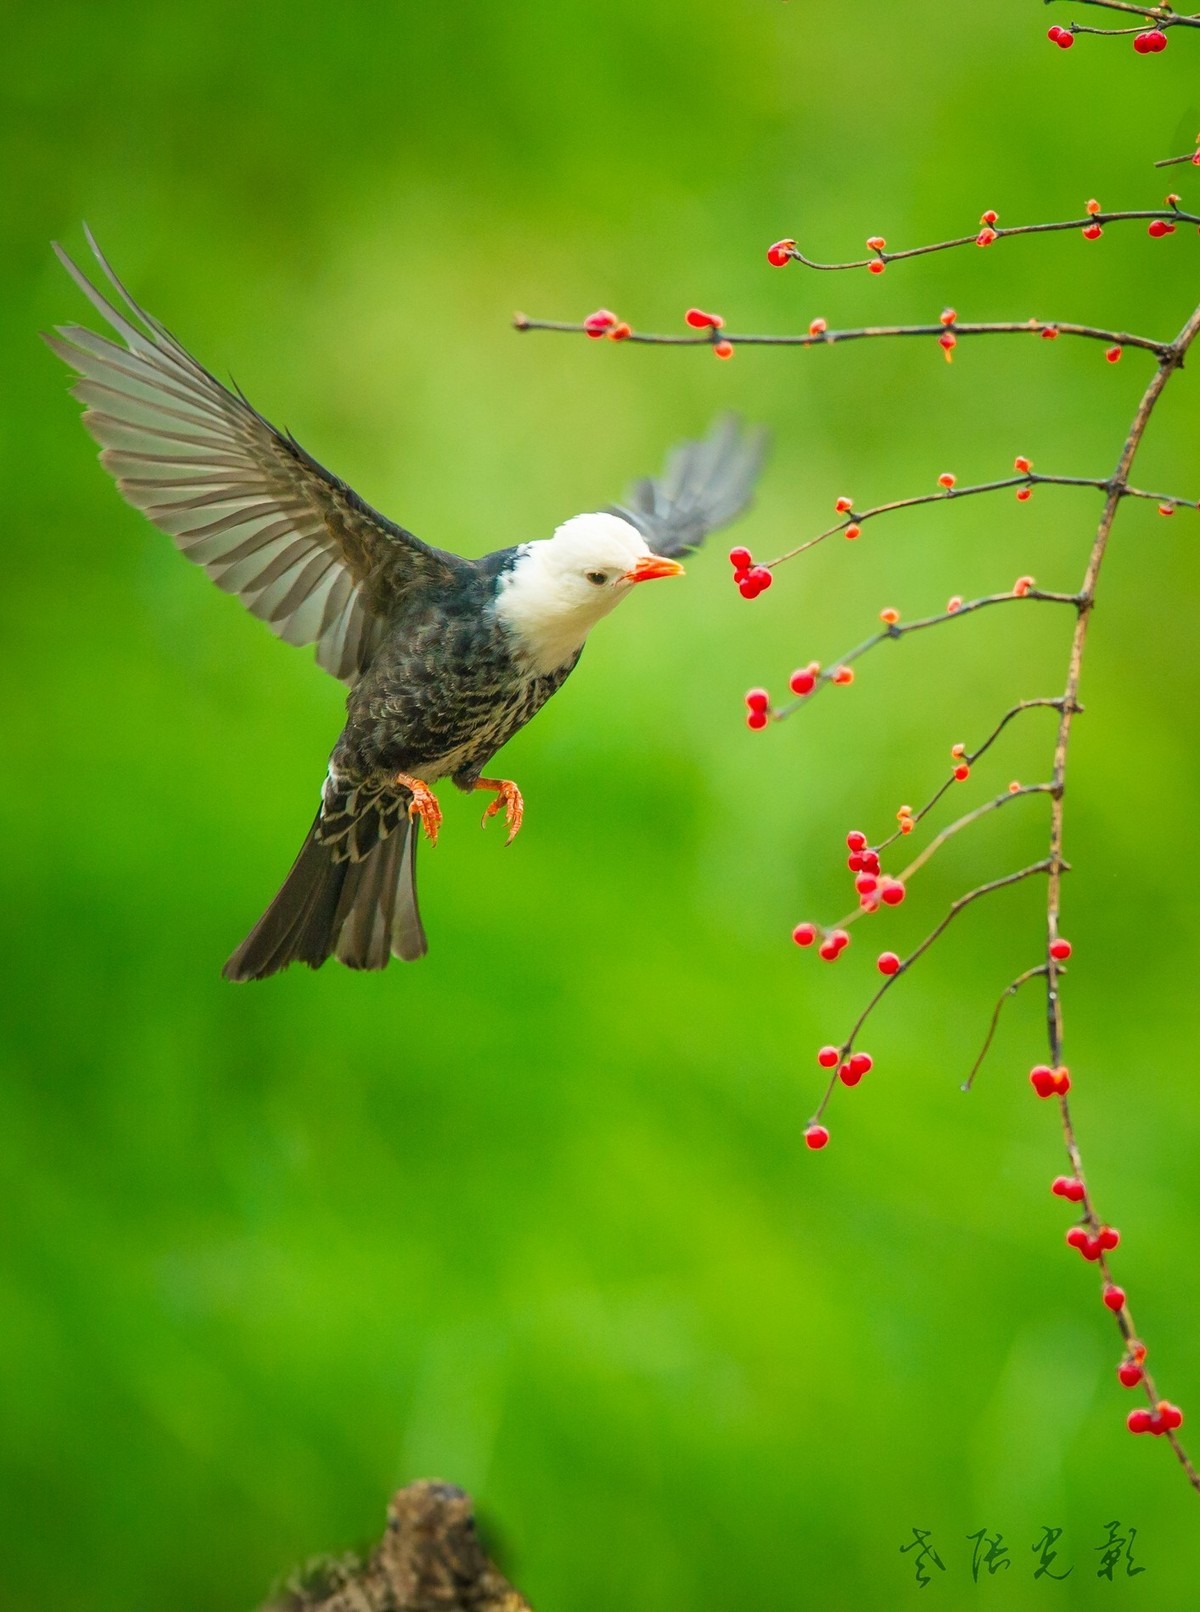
[46,230,766,979]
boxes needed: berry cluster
[1030,1062,1071,1097]
[684,307,734,358]
[1128,1403,1184,1435]
[1046,25,1075,49]
[1133,29,1169,54]
[744,687,770,731]
[583,308,632,341]
[1065,1223,1119,1261]
[729,545,773,599]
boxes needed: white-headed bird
[46,230,766,978]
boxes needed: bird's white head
[495,512,684,673]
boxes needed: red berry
[1066,1227,1089,1251]
[793,922,817,947]
[1052,1067,1070,1095]
[1065,1178,1085,1203]
[1099,1226,1120,1251]
[855,873,878,896]
[1128,1408,1153,1434]
[867,260,884,275]
[1160,1402,1184,1430]
[880,607,900,625]
[1016,487,1032,502]
[980,210,998,226]
[1148,219,1176,239]
[877,879,903,907]
[835,496,854,514]
[831,665,854,685]
[976,227,997,247]
[789,668,816,696]
[808,317,827,336]
[607,321,632,342]
[938,331,957,355]
[1086,199,1101,216]
[817,1045,841,1068]
[830,929,850,951]
[1105,346,1122,363]
[877,951,900,976]
[846,831,867,852]
[766,239,795,266]
[1082,223,1103,241]
[1082,1236,1103,1263]
[860,850,880,875]
[1051,1175,1070,1197]
[1134,32,1152,53]
[1050,938,1072,960]
[1013,576,1034,596]
[1104,1285,1126,1312]
[1031,1065,1057,1097]
[1014,455,1031,473]
[1041,325,1059,340]
[713,340,734,360]
[1047,25,1063,41]
[583,309,618,337]
[1159,503,1175,517]
[847,1052,872,1078]
[953,763,970,782]
[1055,29,1074,48]
[1118,1361,1144,1388]
[938,472,956,490]
[747,565,772,592]
[844,523,861,540]
[1145,29,1168,52]
[804,1124,830,1150]
[729,546,752,570]
[745,688,769,713]
[746,711,767,731]
[839,1061,862,1087]
[940,308,957,327]
[866,236,886,252]
[685,307,723,329]
[818,940,840,961]
[738,578,759,599]
[946,595,962,613]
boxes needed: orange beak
[623,553,686,584]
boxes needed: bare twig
[963,965,1050,1091]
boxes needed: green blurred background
[3,2,1200,1607]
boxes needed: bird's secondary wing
[46,228,467,683]
[608,413,768,559]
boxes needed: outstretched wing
[609,413,768,559]
[45,228,468,683]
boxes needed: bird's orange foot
[395,772,442,846]
[475,777,525,845]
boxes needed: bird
[46,229,767,979]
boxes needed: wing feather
[608,413,768,559]
[46,228,468,682]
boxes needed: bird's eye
[585,570,608,586]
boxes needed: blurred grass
[2,2,1200,1608]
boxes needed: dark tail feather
[223,811,427,981]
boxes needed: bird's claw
[479,778,524,845]
[396,773,442,846]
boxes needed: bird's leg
[473,777,525,845]
[395,772,443,846]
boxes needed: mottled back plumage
[47,231,767,977]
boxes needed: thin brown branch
[1046,0,1200,24]
[811,859,1055,1118]
[515,313,1171,356]
[962,965,1049,1092]
[1155,150,1200,169]
[779,211,1200,273]
[775,594,1077,723]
